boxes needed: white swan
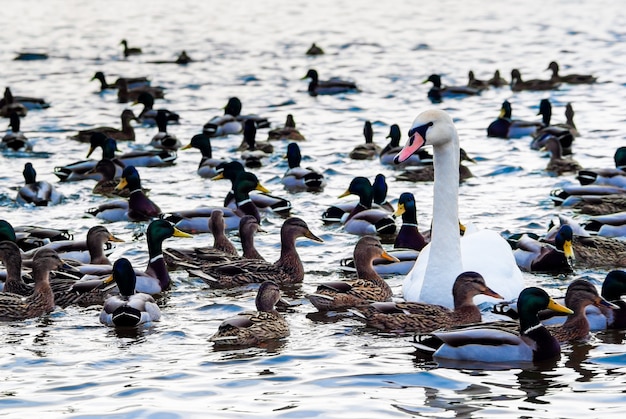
[394,109,524,308]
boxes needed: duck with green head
[16,162,63,206]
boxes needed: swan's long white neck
[420,129,462,302]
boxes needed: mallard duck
[321,175,393,225]
[487,70,507,87]
[546,61,596,84]
[512,225,575,273]
[120,39,142,57]
[352,271,503,333]
[0,248,64,321]
[393,109,524,307]
[542,136,582,175]
[531,99,576,154]
[302,69,359,96]
[133,92,180,125]
[416,287,573,363]
[214,161,292,216]
[0,87,49,111]
[577,147,626,188]
[92,71,149,91]
[308,236,398,311]
[69,109,138,143]
[395,148,475,183]
[210,280,289,345]
[117,79,165,104]
[202,97,270,137]
[487,100,544,139]
[379,124,433,167]
[583,211,626,238]
[336,177,397,236]
[0,220,73,252]
[597,270,626,329]
[510,69,560,91]
[372,174,394,213]
[423,74,480,103]
[305,43,324,56]
[89,159,146,198]
[149,110,181,150]
[16,162,62,206]
[238,119,273,162]
[2,111,33,151]
[186,217,322,288]
[267,114,305,141]
[349,121,381,160]
[88,135,176,168]
[467,71,490,90]
[180,134,227,179]
[282,142,325,192]
[99,258,161,327]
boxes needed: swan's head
[393,109,456,164]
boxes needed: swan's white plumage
[396,109,524,308]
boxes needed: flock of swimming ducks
[2,40,626,364]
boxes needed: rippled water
[2,0,626,417]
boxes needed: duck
[149,110,181,150]
[214,161,292,216]
[511,225,575,273]
[371,174,394,213]
[99,258,161,327]
[76,220,192,295]
[549,182,626,213]
[120,39,142,57]
[510,69,560,91]
[379,124,433,167]
[308,236,398,311]
[395,148,475,183]
[91,71,150,91]
[416,287,573,364]
[542,136,582,175]
[186,217,322,288]
[202,97,270,137]
[0,248,65,321]
[282,142,325,192]
[422,74,480,103]
[302,69,359,96]
[180,133,227,179]
[321,175,394,224]
[237,119,273,166]
[117,79,165,104]
[133,92,180,125]
[89,158,149,198]
[577,147,626,188]
[583,211,626,238]
[336,177,397,236]
[530,99,577,154]
[2,110,33,152]
[393,109,524,308]
[487,70,508,87]
[306,43,324,55]
[352,271,503,333]
[0,87,49,112]
[16,162,63,206]
[209,280,289,346]
[597,270,626,329]
[546,61,596,84]
[487,100,544,139]
[69,109,138,143]
[267,114,306,142]
[467,71,490,90]
[0,220,73,252]
[87,135,177,168]
[349,121,381,160]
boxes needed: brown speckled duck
[543,137,581,175]
[510,69,561,91]
[307,236,399,311]
[267,114,305,142]
[186,217,322,288]
[210,281,289,346]
[352,271,502,333]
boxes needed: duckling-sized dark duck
[186,217,323,288]
[305,43,324,56]
[487,70,508,87]
[0,248,64,321]
[70,109,138,143]
[267,114,305,142]
[91,71,150,91]
[416,287,572,363]
[210,280,289,346]
[120,39,142,57]
[133,92,180,126]
[546,61,597,84]
[467,70,490,91]
[180,134,228,179]
[2,111,33,152]
[16,162,63,206]
[510,68,560,91]
[352,271,502,333]
[302,69,359,96]
[512,224,575,273]
[282,142,325,192]
[99,258,161,327]
[423,74,480,103]
[543,136,582,175]
[308,236,398,311]
[349,121,381,160]
[487,100,544,139]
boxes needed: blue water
[1,0,626,417]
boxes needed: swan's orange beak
[393,131,425,164]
